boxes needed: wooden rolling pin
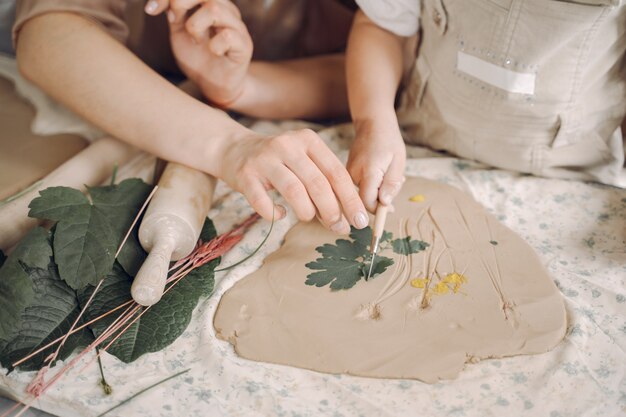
[131,162,216,306]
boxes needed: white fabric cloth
[355,0,420,36]
[1,121,624,417]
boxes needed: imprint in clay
[213,177,567,382]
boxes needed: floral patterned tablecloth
[1,122,625,417]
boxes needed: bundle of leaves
[305,226,429,290]
[0,179,219,372]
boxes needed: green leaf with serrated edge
[349,226,373,247]
[0,261,93,372]
[78,218,218,363]
[391,237,429,255]
[88,179,153,276]
[306,258,363,289]
[28,187,88,222]
[314,239,365,261]
[53,206,117,289]
[305,226,395,290]
[27,179,153,290]
[0,227,52,347]
[362,255,394,281]
[381,230,393,244]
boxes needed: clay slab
[214,177,566,382]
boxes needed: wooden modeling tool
[131,162,216,306]
[366,204,389,280]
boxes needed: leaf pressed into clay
[0,261,93,372]
[0,227,53,347]
[391,237,429,255]
[77,219,218,363]
[305,226,428,290]
[305,226,394,290]
[28,179,154,289]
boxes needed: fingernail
[167,10,175,23]
[275,205,287,219]
[330,220,349,234]
[380,193,392,205]
[354,211,368,229]
[144,0,158,14]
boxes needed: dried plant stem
[12,299,134,368]
[33,186,159,385]
[96,369,190,417]
[9,211,266,417]
[96,348,112,396]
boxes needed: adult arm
[16,12,368,232]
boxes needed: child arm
[346,10,408,212]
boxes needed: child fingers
[184,1,246,43]
[359,170,384,214]
[168,0,207,25]
[378,159,405,206]
[209,28,250,59]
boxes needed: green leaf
[79,259,217,363]
[0,227,52,346]
[87,179,153,276]
[306,258,363,290]
[28,187,88,222]
[27,179,153,289]
[185,218,218,296]
[0,261,92,372]
[199,218,217,242]
[315,239,365,261]
[305,226,396,290]
[391,237,429,255]
[381,230,393,244]
[78,220,218,363]
[364,255,395,280]
[349,226,373,247]
[53,207,117,289]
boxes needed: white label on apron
[457,51,536,95]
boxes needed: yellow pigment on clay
[409,194,426,202]
[410,277,429,288]
[411,273,468,300]
[443,272,468,293]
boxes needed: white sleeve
[355,0,420,37]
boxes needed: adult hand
[145,0,253,107]
[219,129,370,234]
[347,120,406,213]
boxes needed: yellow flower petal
[410,278,429,289]
[409,194,425,203]
[444,272,467,284]
[433,282,450,295]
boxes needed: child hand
[217,129,370,234]
[146,0,253,107]
[347,120,406,213]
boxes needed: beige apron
[398,0,626,186]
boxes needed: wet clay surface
[214,177,567,382]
